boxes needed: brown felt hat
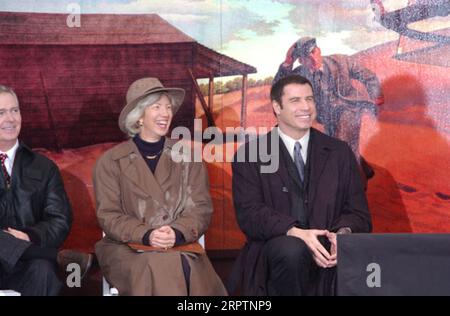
[118,78,185,134]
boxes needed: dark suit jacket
[229,128,371,295]
[0,142,72,271]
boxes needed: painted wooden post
[240,74,248,128]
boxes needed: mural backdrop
[0,0,449,251]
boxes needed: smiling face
[272,83,316,139]
[0,92,21,151]
[138,94,173,142]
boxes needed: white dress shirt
[278,127,309,163]
[0,140,19,176]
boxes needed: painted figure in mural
[0,85,93,296]
[230,75,371,295]
[274,37,384,183]
[93,78,227,296]
[371,0,450,44]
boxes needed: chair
[102,235,205,296]
[0,290,21,296]
[102,276,119,296]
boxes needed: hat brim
[118,87,185,134]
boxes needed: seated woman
[93,78,227,296]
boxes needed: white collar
[0,140,19,175]
[277,127,309,163]
[0,140,19,162]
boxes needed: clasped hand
[149,225,176,249]
[287,227,337,268]
[3,227,30,242]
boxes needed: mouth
[156,120,169,129]
[295,114,311,120]
[1,126,17,131]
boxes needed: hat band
[144,85,169,95]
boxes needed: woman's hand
[149,225,176,249]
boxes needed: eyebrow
[288,96,314,101]
[0,106,19,111]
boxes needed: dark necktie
[0,153,11,187]
[294,142,305,183]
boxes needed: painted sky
[1,0,449,78]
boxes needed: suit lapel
[279,138,302,189]
[265,129,289,190]
[307,129,330,210]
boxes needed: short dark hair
[270,75,314,106]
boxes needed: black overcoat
[229,128,371,295]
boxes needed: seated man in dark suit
[0,85,93,296]
[230,75,372,296]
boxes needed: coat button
[162,215,169,220]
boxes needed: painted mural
[0,0,449,251]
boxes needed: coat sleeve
[170,161,213,243]
[232,148,298,242]
[331,144,372,233]
[93,153,153,244]
[23,162,72,248]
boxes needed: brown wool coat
[93,138,227,296]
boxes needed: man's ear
[272,100,281,116]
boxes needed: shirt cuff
[336,227,352,234]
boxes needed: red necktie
[0,153,11,187]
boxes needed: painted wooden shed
[0,12,256,149]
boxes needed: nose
[299,99,310,110]
[159,105,171,117]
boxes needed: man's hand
[326,231,337,268]
[324,227,352,268]
[149,225,176,249]
[287,227,337,268]
[4,227,30,242]
[282,41,297,68]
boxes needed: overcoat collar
[110,137,178,206]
